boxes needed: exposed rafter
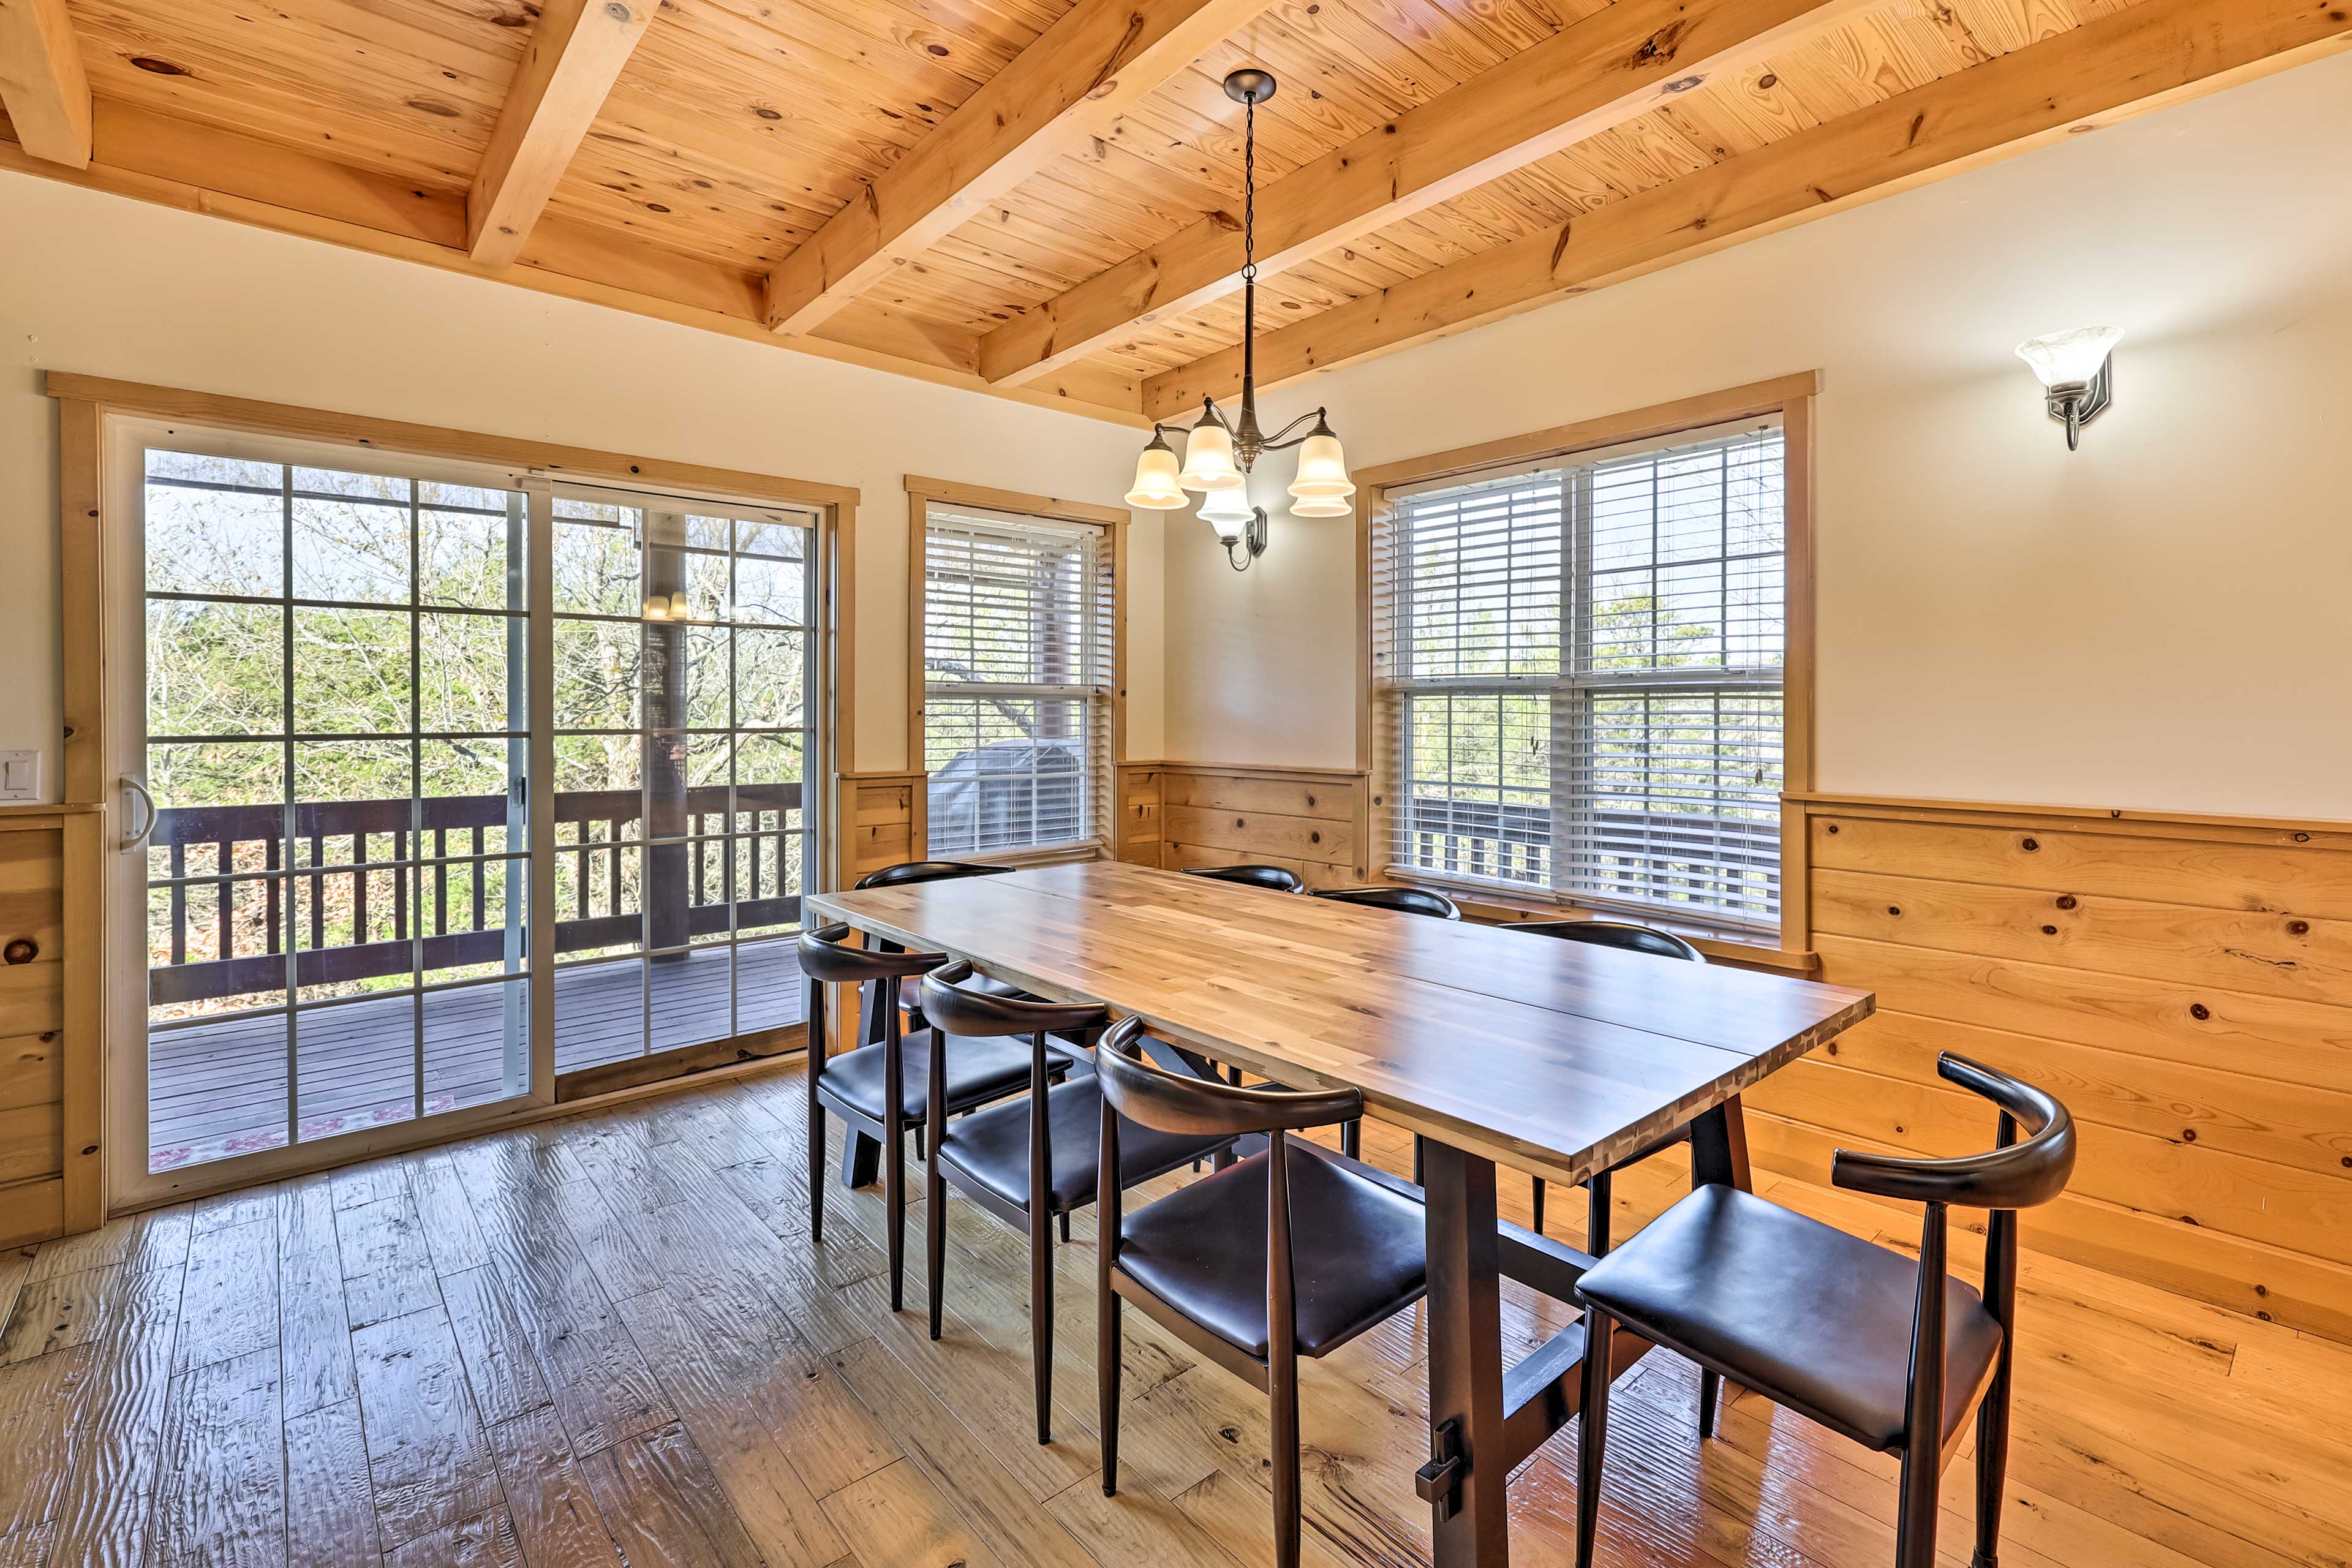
[0,0,91,168]
[762,0,1273,337]
[981,0,1873,387]
[467,0,656,268]
[1143,0,2352,418]
[0,99,1148,423]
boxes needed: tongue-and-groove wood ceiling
[2,0,2348,424]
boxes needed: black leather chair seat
[939,1077,1232,1216]
[1576,1185,2004,1453]
[821,1034,1059,1125]
[1117,1139,1428,1360]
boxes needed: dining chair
[1093,1016,1430,1568]
[918,966,1237,1444]
[797,924,1069,1311]
[851,859,1019,1043]
[1572,1053,2076,1568]
[1308,884,1463,920]
[1180,864,1308,893]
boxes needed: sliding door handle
[121,775,156,852]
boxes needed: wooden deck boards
[146,943,807,1172]
[7,1063,2340,1568]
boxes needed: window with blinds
[922,503,1114,858]
[1372,418,1787,930]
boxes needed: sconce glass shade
[2015,327,2124,388]
[1289,492,1352,518]
[1177,421,1245,491]
[1125,436,1188,508]
[1197,487,1257,545]
[643,594,671,620]
[1287,431,1355,499]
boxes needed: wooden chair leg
[1270,1352,1302,1568]
[1973,1370,2011,1567]
[1576,1301,1613,1568]
[884,1114,906,1311]
[1412,1134,1424,1187]
[1099,1292,1123,1496]
[1031,1199,1055,1444]
[1698,1368,1721,1439]
[1531,1177,1545,1236]
[1341,1119,1360,1159]
[1895,1445,1940,1568]
[1059,1210,1071,1245]
[925,1153,948,1341]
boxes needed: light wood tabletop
[805,860,1874,1188]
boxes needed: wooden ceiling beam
[978,0,1874,388]
[0,97,1146,424]
[0,0,91,168]
[761,0,1274,337]
[1142,0,2352,418]
[467,0,657,268]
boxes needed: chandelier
[1124,68,1352,571]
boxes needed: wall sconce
[1196,489,1269,571]
[2015,328,2124,451]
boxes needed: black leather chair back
[1308,885,1461,921]
[1510,919,1703,963]
[918,960,1107,1041]
[854,860,1011,890]
[1180,864,1307,893]
[1832,1054,2076,1210]
[797,922,949,984]
[1095,1017,1360,1139]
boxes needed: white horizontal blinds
[922,504,1113,857]
[1374,417,1786,929]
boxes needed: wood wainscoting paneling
[836,772,922,889]
[1144,762,1370,889]
[1761,793,2352,1343]
[1114,764,1163,868]
[0,806,102,1249]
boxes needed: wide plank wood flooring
[2,1061,2345,1567]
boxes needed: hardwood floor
[1,1061,2344,1567]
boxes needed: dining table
[806,859,1877,1567]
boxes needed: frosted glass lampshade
[1287,431,1355,499]
[1125,438,1188,508]
[643,594,671,620]
[2015,327,2123,388]
[669,592,693,619]
[1177,421,1245,491]
[1197,488,1257,545]
[1289,492,1352,518]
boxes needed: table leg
[1686,1093,1752,1434]
[1689,1093,1754,1192]
[1422,1140,1510,1567]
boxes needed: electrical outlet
[0,750,41,801]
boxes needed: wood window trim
[48,371,862,1221]
[904,475,1131,863]
[1351,371,1819,952]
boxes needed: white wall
[1166,53,2352,820]
[0,173,1153,785]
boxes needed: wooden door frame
[49,371,862,1218]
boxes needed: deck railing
[1396,795,1779,919]
[150,785,803,1006]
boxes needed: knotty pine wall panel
[1150,764,1370,889]
[0,816,68,1247]
[1754,796,2352,1342]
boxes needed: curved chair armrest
[1831,1052,2076,1210]
[919,960,1109,1039]
[797,923,952,984]
[1096,1016,1363,1138]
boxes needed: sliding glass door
[546,485,815,1076]
[121,429,825,1194]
